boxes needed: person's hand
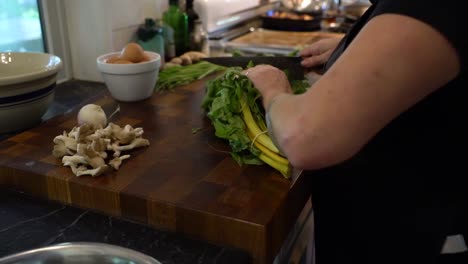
[243,65,292,109]
[299,37,343,68]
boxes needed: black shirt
[312,1,468,263]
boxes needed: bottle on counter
[162,0,189,56]
[190,19,209,55]
[185,0,198,40]
[137,18,165,64]
[157,19,176,62]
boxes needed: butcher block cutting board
[226,29,344,52]
[0,77,311,264]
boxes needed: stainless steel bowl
[281,0,370,17]
[281,0,325,13]
[0,242,161,264]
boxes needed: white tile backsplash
[112,25,140,51]
[64,0,168,82]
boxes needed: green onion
[156,61,226,92]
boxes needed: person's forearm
[265,92,340,169]
[265,83,367,170]
[261,14,460,171]
[264,93,288,154]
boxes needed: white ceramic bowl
[96,51,161,102]
[0,52,62,134]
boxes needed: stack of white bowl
[0,52,62,134]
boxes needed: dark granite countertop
[0,80,251,263]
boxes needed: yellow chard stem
[258,153,290,179]
[247,130,289,165]
[240,97,280,154]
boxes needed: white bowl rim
[0,52,63,86]
[96,51,161,75]
[97,51,160,64]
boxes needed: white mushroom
[114,138,150,152]
[109,141,122,158]
[134,128,144,137]
[52,133,77,158]
[62,154,108,177]
[62,155,87,165]
[77,143,107,169]
[114,125,136,144]
[52,117,150,177]
[62,155,88,175]
[69,165,88,176]
[109,155,131,170]
[76,165,108,177]
[68,123,94,142]
[90,138,110,159]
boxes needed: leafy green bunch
[201,67,304,178]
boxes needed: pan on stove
[261,9,322,32]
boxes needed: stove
[193,0,345,56]
[193,0,283,55]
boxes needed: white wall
[64,0,168,82]
[59,0,369,82]
[41,0,73,83]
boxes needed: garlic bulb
[77,104,107,128]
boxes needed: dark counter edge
[0,79,252,264]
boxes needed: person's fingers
[242,65,292,94]
[244,64,278,77]
[243,65,267,87]
[299,43,323,57]
[300,38,335,56]
[300,37,342,57]
[301,50,332,67]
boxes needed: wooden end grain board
[0,77,311,264]
[227,29,344,50]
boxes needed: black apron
[310,2,468,263]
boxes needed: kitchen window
[0,0,45,52]
[0,0,72,82]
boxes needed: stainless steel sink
[0,242,161,264]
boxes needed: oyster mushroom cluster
[52,104,149,177]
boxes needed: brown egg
[113,59,133,64]
[140,54,151,62]
[106,56,121,64]
[120,43,145,63]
